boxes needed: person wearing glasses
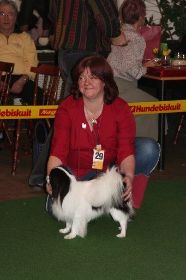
[0,0,38,105]
[108,0,159,140]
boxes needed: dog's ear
[50,168,71,202]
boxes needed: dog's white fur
[50,166,134,239]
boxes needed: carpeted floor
[1,106,186,279]
[0,180,186,280]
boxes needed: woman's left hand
[10,76,28,94]
[0,81,7,92]
[122,175,133,201]
[143,59,160,68]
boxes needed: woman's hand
[111,32,129,46]
[120,155,135,201]
[46,183,52,195]
[122,175,133,201]
[46,174,52,194]
[0,81,7,92]
[143,59,160,68]
[10,75,28,94]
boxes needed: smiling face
[0,4,17,35]
[78,67,105,101]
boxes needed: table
[142,66,186,171]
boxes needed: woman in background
[0,0,38,104]
[18,0,50,42]
[108,0,159,140]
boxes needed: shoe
[30,185,44,192]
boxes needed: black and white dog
[49,165,134,239]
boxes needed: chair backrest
[0,61,14,105]
[31,64,61,105]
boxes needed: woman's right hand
[0,81,7,92]
[111,32,129,46]
[46,183,52,195]
[10,76,28,94]
[122,175,133,201]
[46,156,63,195]
[143,59,160,68]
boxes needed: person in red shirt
[46,55,160,209]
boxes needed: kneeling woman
[46,55,160,209]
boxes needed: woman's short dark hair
[120,0,146,25]
[71,55,119,104]
[0,0,18,15]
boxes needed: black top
[18,0,50,30]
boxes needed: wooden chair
[31,64,61,106]
[11,64,61,175]
[0,61,14,145]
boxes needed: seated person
[0,0,39,105]
[43,55,160,212]
[107,0,159,140]
[18,0,50,42]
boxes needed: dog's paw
[116,232,126,238]
[59,227,71,234]
[64,233,77,239]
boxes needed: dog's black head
[50,166,71,204]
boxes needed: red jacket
[50,96,135,178]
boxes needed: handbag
[32,119,49,168]
[29,121,52,187]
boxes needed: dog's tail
[88,166,124,209]
[105,166,124,205]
